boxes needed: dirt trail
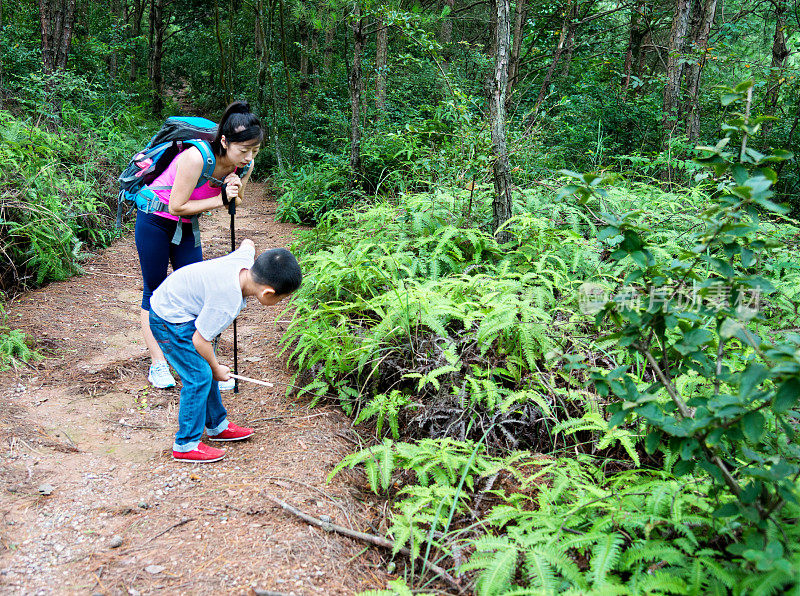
[0,185,387,595]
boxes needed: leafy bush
[0,106,151,292]
[293,83,800,593]
[0,300,38,370]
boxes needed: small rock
[109,535,123,548]
[138,501,149,509]
[38,484,54,496]
[128,589,141,596]
[145,565,165,575]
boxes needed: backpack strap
[134,188,202,248]
[142,140,213,247]
[237,160,253,179]
[184,139,216,187]
[169,216,201,248]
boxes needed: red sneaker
[208,422,254,442]
[172,442,226,463]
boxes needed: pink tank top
[148,153,221,223]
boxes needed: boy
[148,239,302,463]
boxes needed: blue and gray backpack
[117,116,251,246]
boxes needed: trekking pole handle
[222,183,236,216]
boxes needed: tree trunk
[262,0,286,173]
[299,21,310,78]
[128,0,146,81]
[38,0,77,72]
[348,2,365,190]
[323,20,335,76]
[662,0,691,140]
[214,0,231,102]
[622,2,646,97]
[56,0,76,70]
[505,0,526,108]
[487,0,513,243]
[685,0,717,144]
[108,0,123,78]
[149,0,167,117]
[762,0,789,141]
[530,0,573,122]
[0,0,5,92]
[311,32,319,82]
[440,0,455,71]
[278,0,297,159]
[256,0,269,110]
[375,20,388,113]
[560,16,576,78]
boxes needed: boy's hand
[212,364,231,382]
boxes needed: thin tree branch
[262,492,464,592]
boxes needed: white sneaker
[148,361,176,389]
[218,378,236,391]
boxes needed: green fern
[459,536,519,596]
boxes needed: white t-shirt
[150,244,254,341]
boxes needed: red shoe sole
[172,453,225,463]
[207,432,254,442]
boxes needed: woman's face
[223,137,260,168]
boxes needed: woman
[135,101,263,388]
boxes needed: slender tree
[762,0,790,141]
[685,0,718,144]
[348,1,365,189]
[299,20,310,77]
[214,0,231,102]
[148,0,170,116]
[375,19,388,112]
[440,0,455,72]
[323,16,336,75]
[505,0,526,109]
[531,0,575,121]
[622,1,647,97]
[663,0,691,139]
[487,0,513,242]
[0,0,5,92]
[127,0,146,81]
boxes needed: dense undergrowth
[0,78,156,368]
[278,86,800,593]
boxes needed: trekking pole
[223,183,240,394]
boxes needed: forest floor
[0,184,391,595]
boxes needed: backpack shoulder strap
[184,139,216,188]
[236,160,253,179]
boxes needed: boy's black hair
[212,101,264,156]
[251,248,302,295]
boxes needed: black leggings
[135,211,202,310]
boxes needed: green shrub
[0,106,152,292]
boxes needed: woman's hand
[224,172,243,205]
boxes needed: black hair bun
[229,100,251,114]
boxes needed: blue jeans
[149,311,228,451]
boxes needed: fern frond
[588,532,624,586]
